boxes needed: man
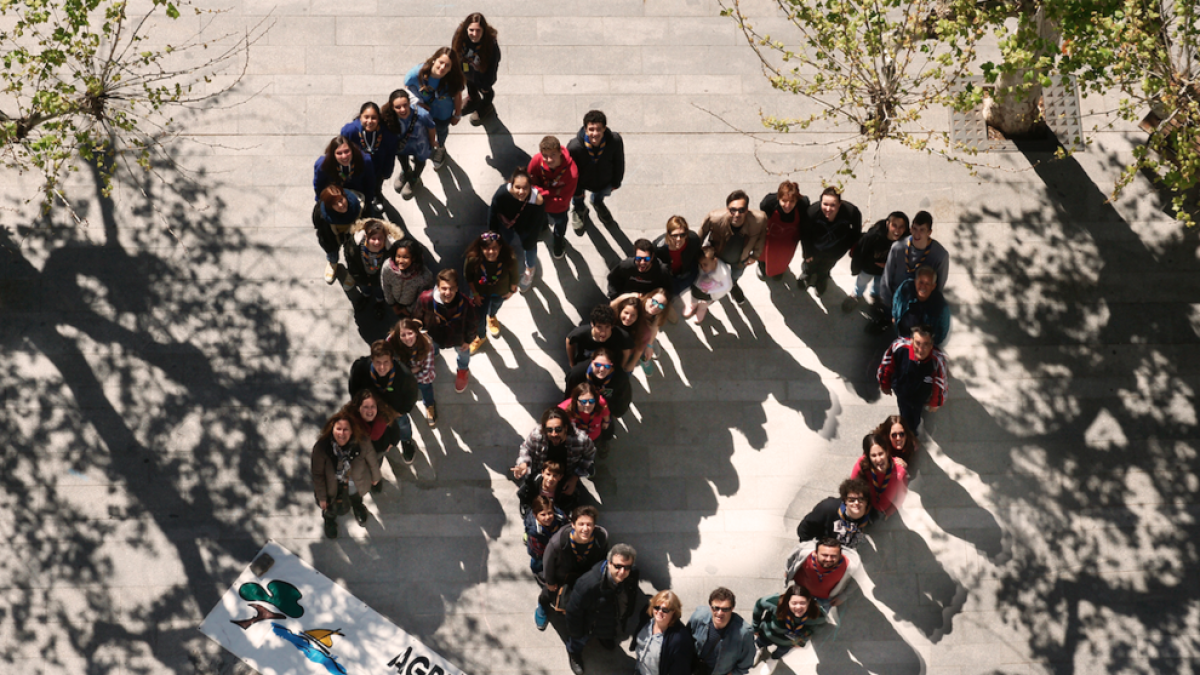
[413,269,477,394]
[879,210,949,314]
[878,325,948,433]
[565,304,632,368]
[699,190,767,305]
[843,210,909,312]
[686,587,756,675]
[605,238,671,299]
[529,135,579,260]
[568,110,625,233]
[892,265,951,345]
[348,340,420,462]
[785,537,861,618]
[565,348,632,421]
[795,478,873,549]
[565,544,640,675]
[799,187,863,295]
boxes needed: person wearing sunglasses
[513,408,596,498]
[870,415,918,466]
[784,537,862,621]
[606,238,672,300]
[794,478,873,549]
[564,348,632,423]
[655,215,702,302]
[699,189,767,305]
[634,590,694,675]
[565,544,640,675]
[686,587,756,675]
[558,382,611,442]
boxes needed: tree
[0,0,269,210]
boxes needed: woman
[343,389,399,462]
[313,185,364,284]
[872,415,918,465]
[758,181,808,280]
[752,585,825,661]
[635,590,694,675]
[558,382,610,442]
[451,13,501,124]
[313,135,377,204]
[656,215,702,299]
[342,218,405,316]
[512,408,595,497]
[537,505,607,627]
[311,410,382,540]
[380,239,434,319]
[487,166,546,292]
[463,231,519,353]
[404,47,466,170]
[628,288,669,375]
[850,434,910,518]
[388,318,439,427]
[380,89,437,199]
[563,348,632,420]
[609,294,640,331]
[340,102,397,204]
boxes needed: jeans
[476,294,506,338]
[548,211,569,239]
[496,226,539,269]
[566,635,590,656]
[395,415,412,443]
[729,261,746,285]
[417,382,435,407]
[854,272,882,299]
[434,119,450,147]
[433,340,471,371]
[572,185,612,212]
[897,397,923,434]
[398,154,426,183]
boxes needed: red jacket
[529,146,578,214]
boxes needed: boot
[351,495,368,525]
[323,511,338,539]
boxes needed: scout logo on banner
[200,541,468,675]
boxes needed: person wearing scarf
[751,585,825,662]
[413,269,477,394]
[784,538,861,620]
[311,410,382,539]
[540,506,609,629]
[567,109,625,233]
[795,478,873,549]
[563,348,632,422]
[348,340,420,463]
[850,434,910,518]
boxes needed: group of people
[301,10,959,671]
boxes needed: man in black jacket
[800,187,863,295]
[568,109,625,233]
[844,211,909,313]
[795,478,872,549]
[606,239,671,299]
[348,340,420,462]
[565,544,639,675]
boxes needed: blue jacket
[340,119,398,182]
[891,278,951,346]
[390,106,436,161]
[405,65,457,122]
[313,154,376,201]
[686,607,756,675]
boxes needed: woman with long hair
[404,47,466,171]
[311,409,382,539]
[463,231,519,354]
[451,13,501,124]
[388,318,439,427]
[849,434,910,518]
[751,585,825,661]
[487,165,546,292]
[380,88,438,200]
[313,135,376,204]
[558,382,610,442]
[340,101,397,206]
[871,414,918,466]
[343,389,399,463]
[628,287,669,375]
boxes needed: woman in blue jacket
[340,102,396,208]
[404,47,465,171]
[313,135,376,204]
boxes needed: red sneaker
[455,369,469,393]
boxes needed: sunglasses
[728,206,748,214]
[611,563,632,571]
[709,605,732,613]
[634,255,652,263]
[845,496,866,504]
[545,426,566,435]
[652,605,672,614]
[591,362,613,370]
[668,232,686,239]
[577,398,597,405]
[890,432,906,438]
[480,231,500,242]
[648,299,666,311]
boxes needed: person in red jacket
[877,325,947,433]
[529,135,579,260]
[849,434,909,518]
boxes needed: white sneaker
[431,147,447,170]
[570,209,585,234]
[519,266,535,292]
[323,262,337,285]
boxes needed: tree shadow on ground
[809,586,924,675]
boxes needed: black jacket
[567,127,625,193]
[606,257,672,299]
[634,620,694,675]
[801,200,863,260]
[796,496,870,549]
[487,183,547,248]
[565,360,632,417]
[567,559,640,640]
[850,218,898,276]
[348,356,419,417]
[543,526,610,589]
[655,231,702,294]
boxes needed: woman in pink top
[849,434,909,518]
[558,382,610,441]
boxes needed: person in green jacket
[464,231,519,354]
[751,585,825,663]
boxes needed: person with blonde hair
[635,589,694,675]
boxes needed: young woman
[341,389,400,465]
[342,218,405,316]
[523,494,567,582]
[629,288,669,375]
[487,166,546,292]
[558,382,610,442]
[635,590,694,675]
[609,294,640,331]
[388,318,438,427]
[404,47,466,170]
[451,13,501,125]
[313,135,376,204]
[758,181,808,280]
[849,434,910,518]
[872,415,918,466]
[752,585,824,661]
[380,89,437,200]
[463,231,519,353]
[656,215,702,299]
[311,410,382,539]
[313,185,363,284]
[680,246,733,324]
[380,239,435,319]
[563,348,632,421]
[340,102,397,204]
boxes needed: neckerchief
[433,293,465,326]
[361,245,384,275]
[587,367,614,399]
[584,135,605,162]
[782,614,809,642]
[331,438,360,484]
[569,531,597,563]
[808,552,840,584]
[371,362,397,392]
[836,502,866,538]
[540,158,569,192]
[338,163,353,182]
[870,461,893,494]
[905,237,931,274]
[476,258,503,287]
[462,42,483,73]
[419,75,449,103]
[358,128,381,156]
[499,186,529,228]
[395,113,419,149]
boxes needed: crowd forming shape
[305,12,954,675]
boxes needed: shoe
[431,147,447,170]
[469,336,487,355]
[352,501,368,525]
[425,404,437,428]
[552,235,565,259]
[570,209,586,235]
[594,202,615,227]
[393,174,406,193]
[730,284,746,305]
[401,439,417,464]
[487,316,501,338]
[400,179,416,200]
[815,274,829,295]
[842,296,860,313]
[568,652,584,675]
[323,517,338,539]
[753,646,770,666]
[534,605,549,631]
[519,266,535,292]
[469,111,482,126]
[455,368,469,393]
[324,261,337,285]
[756,263,766,281]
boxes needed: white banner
[200,541,467,675]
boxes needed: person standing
[750,585,825,662]
[313,135,377,205]
[891,265,951,345]
[340,102,397,210]
[877,325,948,433]
[686,587,756,675]
[849,435,910,518]
[634,590,694,675]
[879,210,949,316]
[413,269,478,394]
[565,544,640,674]
[568,110,625,233]
[348,340,420,463]
[405,48,466,171]
[312,185,363,285]
[463,231,519,354]
[606,239,672,300]
[311,410,381,539]
[699,190,766,305]
[758,181,808,281]
[381,89,437,200]
[784,538,861,618]
[799,187,862,295]
[487,167,547,292]
[529,135,579,260]
[452,13,501,124]
[538,505,609,632]
[794,478,873,549]
[844,211,909,313]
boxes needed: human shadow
[483,115,532,180]
[412,156,489,271]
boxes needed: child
[517,460,575,515]
[522,495,567,580]
[680,245,732,324]
[463,231,519,354]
